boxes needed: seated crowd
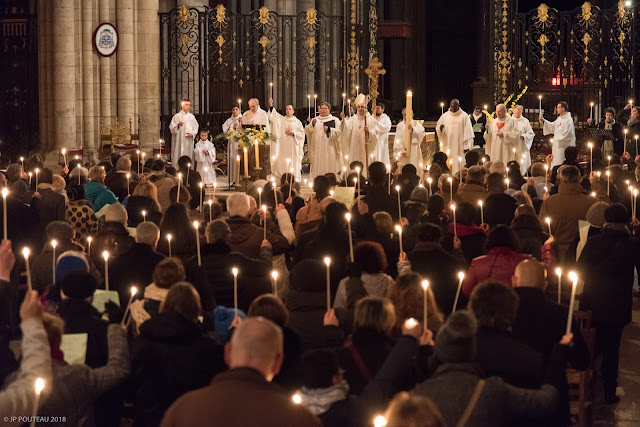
[0,146,638,426]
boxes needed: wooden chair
[567,309,595,427]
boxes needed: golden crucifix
[363,56,386,170]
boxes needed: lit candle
[243,148,249,177]
[255,140,260,170]
[608,155,611,167]
[447,176,453,202]
[292,393,302,405]
[23,247,32,292]
[232,267,239,316]
[545,217,552,237]
[395,224,403,254]
[208,199,213,222]
[271,270,279,298]
[477,200,484,225]
[386,164,391,194]
[31,377,45,427]
[142,210,147,223]
[395,185,402,219]
[346,213,354,262]
[566,272,578,334]
[86,236,92,256]
[271,177,278,203]
[121,286,138,327]
[269,82,273,99]
[102,250,110,291]
[262,205,267,240]
[324,257,331,311]
[440,102,444,115]
[555,267,562,304]
[235,154,241,183]
[538,95,542,119]
[590,102,594,120]
[126,173,131,196]
[176,173,182,203]
[314,94,317,117]
[421,279,429,332]
[451,203,457,238]
[355,166,361,195]
[1,187,7,240]
[458,157,463,182]
[199,182,204,212]
[238,98,242,111]
[20,156,24,173]
[544,164,549,187]
[606,170,611,196]
[166,234,172,257]
[587,142,593,172]
[51,239,57,285]
[192,221,201,266]
[342,93,346,113]
[512,147,517,162]
[35,168,39,189]
[257,187,262,208]
[373,415,387,427]
[185,163,191,183]
[452,271,465,313]
[307,95,311,119]
[62,148,67,166]
[28,172,32,186]
[624,128,628,148]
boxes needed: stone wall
[38,0,160,163]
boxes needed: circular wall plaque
[93,22,118,57]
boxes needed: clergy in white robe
[373,104,392,164]
[241,98,271,134]
[305,102,342,178]
[194,131,216,185]
[510,105,535,175]
[393,108,426,173]
[484,104,518,164]
[436,99,474,174]
[340,94,379,171]
[222,106,242,183]
[169,100,199,163]
[540,101,576,167]
[268,99,305,181]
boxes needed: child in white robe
[194,130,217,185]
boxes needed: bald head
[226,317,284,381]
[512,259,546,290]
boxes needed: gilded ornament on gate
[255,6,271,29]
[578,2,594,25]
[303,8,319,28]
[537,34,549,63]
[178,3,190,23]
[582,33,591,63]
[533,4,552,29]
[213,4,229,29]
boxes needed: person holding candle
[193,129,217,186]
[388,273,444,336]
[539,101,576,167]
[484,104,518,165]
[578,203,640,403]
[482,172,518,228]
[456,166,488,205]
[510,105,536,175]
[169,99,199,164]
[26,168,66,236]
[268,98,305,182]
[125,181,162,227]
[393,108,426,174]
[617,103,640,154]
[176,156,203,211]
[104,157,140,202]
[305,101,343,178]
[84,166,118,213]
[587,107,624,156]
[436,99,474,175]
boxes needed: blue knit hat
[55,254,89,283]
[214,306,245,343]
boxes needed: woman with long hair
[126,181,162,226]
[156,203,197,265]
[388,273,444,336]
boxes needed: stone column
[51,0,77,151]
[99,0,112,136]
[37,0,52,152]
[82,0,98,159]
[116,0,135,125]
[137,0,161,149]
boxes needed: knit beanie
[55,254,89,283]
[434,310,478,364]
[585,202,608,227]
[410,186,428,203]
[604,203,630,224]
[60,272,97,299]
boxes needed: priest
[305,102,342,178]
[241,98,271,134]
[539,101,576,167]
[374,103,392,164]
[268,98,305,181]
[340,93,379,171]
[393,107,426,173]
[222,105,242,183]
[194,130,217,185]
[484,104,517,164]
[511,105,535,175]
[436,99,474,174]
[169,99,199,163]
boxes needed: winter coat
[126,196,161,227]
[56,299,109,369]
[226,216,290,259]
[462,247,530,296]
[84,181,118,213]
[483,192,517,228]
[109,243,165,305]
[339,328,394,395]
[457,183,488,205]
[443,223,486,264]
[511,214,549,260]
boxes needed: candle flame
[166,233,172,241]
[102,250,109,261]
[51,239,57,249]
[373,415,388,427]
[193,220,199,229]
[345,213,351,221]
[22,247,29,258]
[555,267,562,275]
[568,271,578,282]
[1,187,8,198]
[292,393,302,404]
[458,271,465,280]
[232,267,239,276]
[545,217,551,224]
[271,270,278,280]
[395,224,402,233]
[35,377,45,394]
[323,256,331,266]
[404,318,418,329]
[477,200,483,207]
[421,280,429,290]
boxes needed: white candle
[342,93,346,113]
[51,240,57,285]
[269,82,273,100]
[257,187,262,208]
[624,128,628,148]
[126,173,131,196]
[307,95,311,119]
[238,98,241,111]
[386,164,391,194]
[447,176,453,202]
[262,205,267,240]
[103,251,110,291]
[545,217,552,237]
[142,210,147,222]
[588,142,593,172]
[23,247,32,292]
[421,280,429,332]
[199,182,204,212]
[544,164,549,187]
[166,234,172,257]
[271,177,278,203]
[606,170,611,196]
[451,203,457,238]
[62,148,67,166]
[121,286,138,327]
[346,213,354,262]
[555,267,562,304]
[566,272,578,334]
[314,94,317,117]
[86,236,92,257]
[271,270,279,298]
[440,102,444,115]
[30,377,45,427]
[232,267,239,317]
[194,221,201,266]
[324,257,331,310]
[1,188,7,240]
[538,95,542,118]
[356,167,361,195]
[35,168,39,189]
[453,272,465,313]
[458,157,463,182]
[243,148,249,177]
[255,140,260,169]
[395,185,402,219]
[590,102,594,120]
[478,200,484,225]
[395,224,403,254]
[177,173,182,203]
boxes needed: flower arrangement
[482,86,529,123]
[218,127,276,150]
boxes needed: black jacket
[286,288,344,351]
[185,241,271,313]
[56,299,109,368]
[110,243,165,305]
[362,185,403,221]
[126,196,161,227]
[132,312,225,426]
[339,328,394,395]
[511,214,549,260]
[592,119,624,155]
[105,172,138,202]
[483,192,517,228]
[577,226,640,326]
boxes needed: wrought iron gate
[159,2,375,141]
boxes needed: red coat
[462,247,530,296]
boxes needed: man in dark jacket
[361,161,403,221]
[578,203,640,403]
[160,317,321,427]
[483,172,517,229]
[186,219,272,312]
[104,157,138,202]
[511,259,590,424]
[404,223,467,315]
[110,222,165,305]
[28,168,66,247]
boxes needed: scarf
[603,222,630,234]
[297,381,349,415]
[472,112,482,121]
[628,117,638,127]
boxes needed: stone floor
[593,298,640,426]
